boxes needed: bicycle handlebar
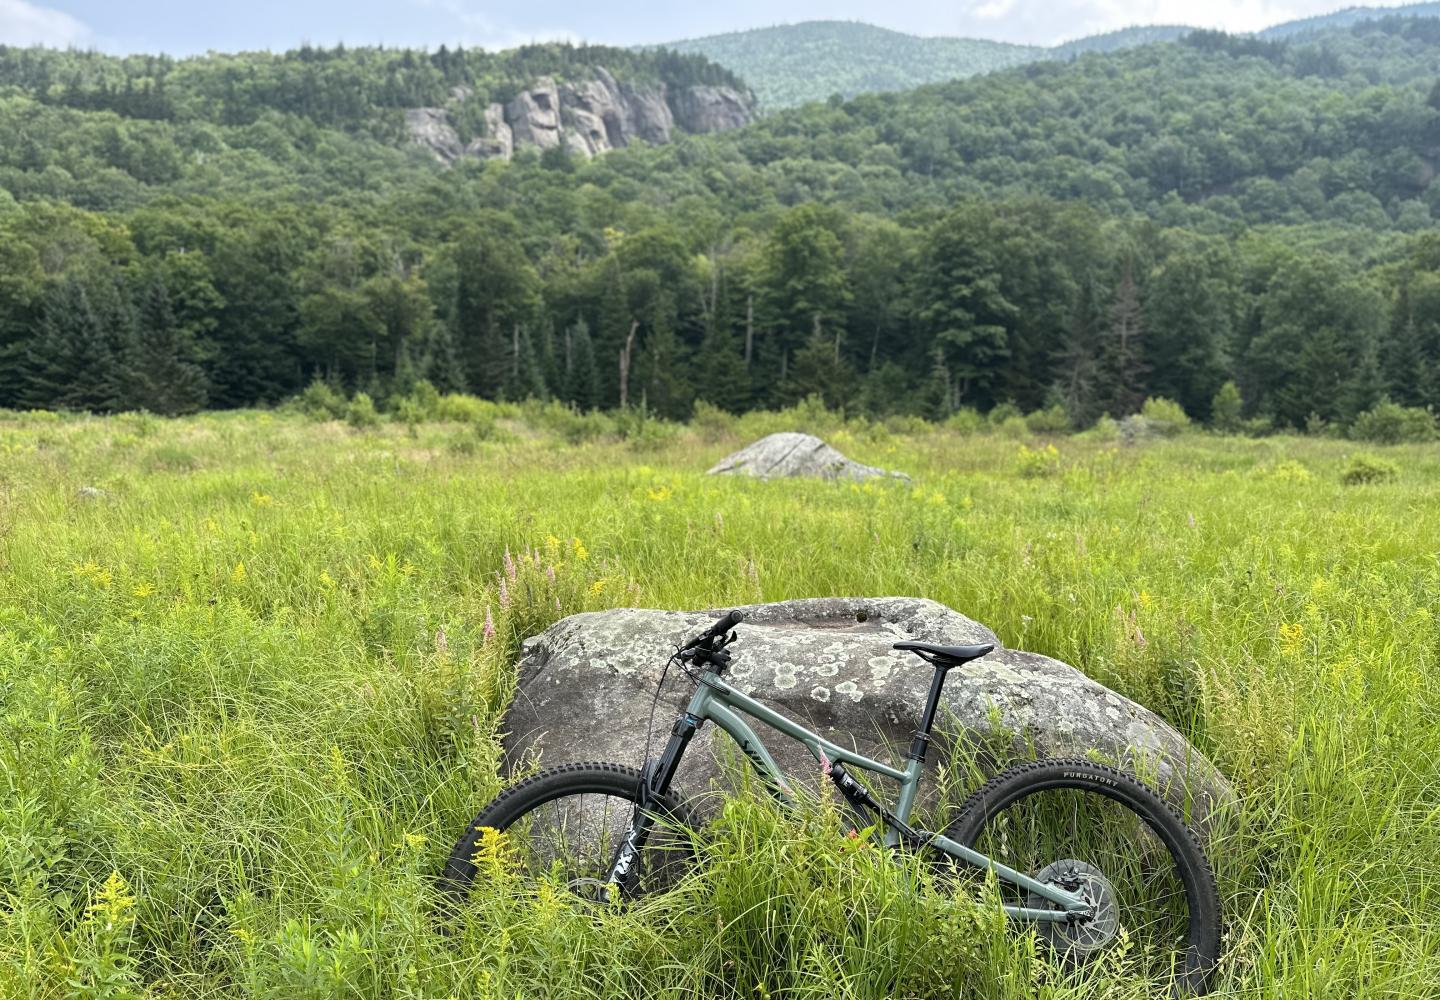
[681,609,746,652]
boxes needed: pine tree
[513,325,549,401]
[23,278,125,412]
[637,291,689,419]
[564,318,599,411]
[1099,262,1149,416]
[693,318,748,411]
[784,327,858,411]
[920,347,954,421]
[1382,312,1425,407]
[425,323,469,394]
[124,276,208,415]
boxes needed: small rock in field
[708,432,909,482]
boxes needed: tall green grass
[0,408,1437,997]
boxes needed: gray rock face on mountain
[404,108,463,163]
[506,78,563,150]
[672,84,755,133]
[503,598,1232,833]
[708,432,909,482]
[404,68,752,164]
[465,103,513,160]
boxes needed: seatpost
[908,662,951,763]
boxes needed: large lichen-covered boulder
[503,598,1233,831]
[707,432,909,482]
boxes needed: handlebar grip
[712,609,745,636]
[682,609,746,651]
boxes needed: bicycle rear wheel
[945,758,1221,996]
[440,761,697,905]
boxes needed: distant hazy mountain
[658,4,1440,109]
[1260,2,1440,38]
[654,21,1042,110]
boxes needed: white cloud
[0,0,91,47]
[409,0,578,50]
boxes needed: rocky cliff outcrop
[406,68,754,165]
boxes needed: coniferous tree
[1099,262,1149,416]
[693,318,748,411]
[23,278,125,412]
[513,326,549,401]
[637,291,688,419]
[1382,309,1426,407]
[425,323,469,394]
[784,328,858,410]
[125,276,208,415]
[564,318,599,410]
[919,347,954,421]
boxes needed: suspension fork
[607,711,702,892]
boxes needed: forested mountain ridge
[1260,2,1440,38]
[2,18,1440,433]
[0,42,754,156]
[649,21,1042,110]
[658,5,1440,108]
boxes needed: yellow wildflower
[251,492,273,507]
[71,561,112,589]
[230,562,247,584]
[131,582,155,599]
[318,570,336,589]
[88,871,136,930]
[1278,622,1305,656]
[572,538,589,561]
[590,578,607,596]
[1137,590,1153,610]
[646,485,672,502]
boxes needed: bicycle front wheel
[945,758,1221,996]
[440,761,697,906]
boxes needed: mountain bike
[442,610,1222,995]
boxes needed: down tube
[702,699,797,803]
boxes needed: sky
[0,0,1422,55]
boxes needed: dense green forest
[2,17,1440,430]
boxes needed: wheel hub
[1028,859,1121,958]
[564,876,616,907]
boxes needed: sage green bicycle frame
[685,670,1091,922]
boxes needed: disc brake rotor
[1027,859,1121,958]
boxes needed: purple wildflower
[504,547,517,582]
[483,605,496,640]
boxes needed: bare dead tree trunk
[744,294,754,366]
[618,319,639,409]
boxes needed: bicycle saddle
[893,641,995,666]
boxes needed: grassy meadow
[0,401,1437,999]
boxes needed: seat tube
[908,664,949,764]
